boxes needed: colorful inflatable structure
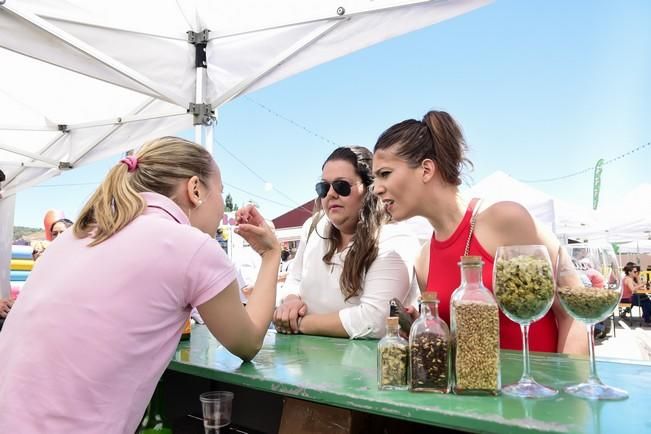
[9,245,34,298]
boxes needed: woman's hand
[0,298,13,318]
[235,205,280,257]
[399,305,420,339]
[273,295,307,334]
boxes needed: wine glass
[558,244,627,400]
[494,245,557,398]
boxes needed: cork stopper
[386,317,399,327]
[460,255,483,266]
[421,291,438,303]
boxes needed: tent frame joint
[188,103,214,126]
[57,124,69,133]
[187,30,210,68]
[58,162,73,170]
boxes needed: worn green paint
[169,325,651,434]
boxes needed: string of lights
[244,96,342,149]
[519,142,650,183]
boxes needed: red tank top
[426,199,558,353]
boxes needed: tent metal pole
[2,168,60,198]
[0,143,59,166]
[194,61,205,148]
[71,99,160,166]
[188,29,213,154]
[0,194,16,299]
[1,133,67,190]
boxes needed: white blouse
[283,215,421,339]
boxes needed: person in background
[621,262,651,325]
[273,146,420,339]
[50,218,74,240]
[0,137,280,433]
[372,110,587,354]
[31,240,49,261]
[0,297,12,332]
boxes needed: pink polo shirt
[0,192,237,434]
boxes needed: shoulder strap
[464,198,482,257]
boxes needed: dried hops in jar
[453,301,500,392]
[377,317,408,390]
[450,256,501,395]
[410,331,449,391]
[409,292,450,393]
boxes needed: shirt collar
[141,192,190,225]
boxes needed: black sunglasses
[315,180,353,198]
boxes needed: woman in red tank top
[371,110,587,355]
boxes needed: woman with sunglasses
[622,262,651,324]
[372,111,587,354]
[273,146,420,338]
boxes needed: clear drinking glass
[199,391,234,433]
[558,244,627,400]
[494,245,557,398]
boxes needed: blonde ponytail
[73,137,214,246]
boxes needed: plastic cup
[199,391,233,433]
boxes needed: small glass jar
[377,317,409,390]
[450,256,501,395]
[409,292,450,393]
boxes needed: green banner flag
[593,158,604,210]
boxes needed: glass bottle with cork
[450,255,500,395]
[377,316,409,390]
[408,291,450,393]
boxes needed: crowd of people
[0,111,645,432]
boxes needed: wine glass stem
[520,323,533,382]
[586,323,602,384]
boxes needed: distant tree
[224,193,235,212]
[13,226,42,241]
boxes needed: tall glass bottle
[138,381,173,434]
[377,317,408,390]
[450,256,500,395]
[409,292,450,393]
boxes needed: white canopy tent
[468,171,606,240]
[617,240,651,254]
[0,0,490,297]
[600,184,651,243]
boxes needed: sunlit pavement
[595,318,651,362]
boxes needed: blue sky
[14,0,651,228]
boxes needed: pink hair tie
[120,155,139,172]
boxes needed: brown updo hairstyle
[374,110,472,185]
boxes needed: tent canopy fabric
[0,0,490,197]
[0,0,490,297]
[617,240,651,254]
[600,184,651,243]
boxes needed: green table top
[169,325,651,434]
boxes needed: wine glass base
[564,382,628,400]
[502,380,558,399]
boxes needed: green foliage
[225,193,235,212]
[13,226,41,240]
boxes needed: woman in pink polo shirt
[0,137,280,434]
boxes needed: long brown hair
[74,136,215,246]
[310,146,389,301]
[374,110,472,185]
